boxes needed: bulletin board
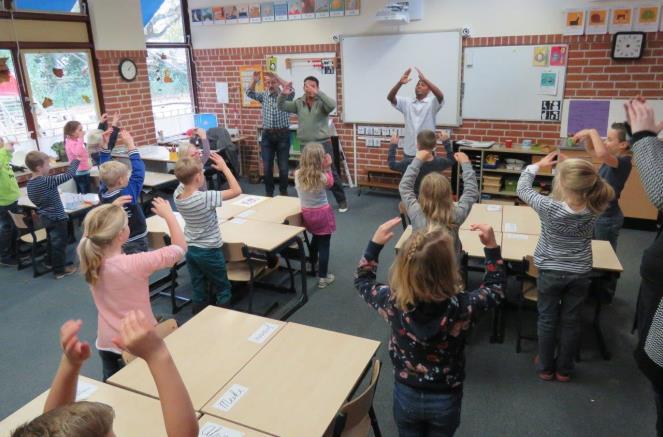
[239,65,264,108]
[560,99,663,137]
[462,44,568,122]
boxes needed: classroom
[1,0,662,436]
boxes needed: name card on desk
[237,210,256,218]
[213,384,248,412]
[230,218,247,225]
[506,233,529,240]
[75,380,98,401]
[486,205,502,212]
[248,323,279,344]
[504,223,518,232]
[199,422,245,437]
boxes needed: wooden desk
[90,167,178,189]
[460,203,504,231]
[202,323,380,437]
[18,191,93,216]
[198,415,272,436]
[108,307,285,410]
[394,226,412,252]
[590,240,623,272]
[242,195,301,223]
[395,226,502,259]
[113,146,176,173]
[15,161,70,186]
[220,218,305,252]
[501,205,541,235]
[0,376,169,436]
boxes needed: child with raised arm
[355,219,506,435]
[77,198,187,381]
[517,151,614,382]
[399,149,478,262]
[10,312,198,437]
[25,151,79,279]
[0,137,20,266]
[174,152,242,314]
[64,121,92,194]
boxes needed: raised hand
[252,71,260,83]
[399,68,412,85]
[437,130,450,142]
[100,113,109,123]
[390,132,400,145]
[469,224,498,248]
[572,129,593,144]
[119,130,135,150]
[195,128,207,140]
[415,67,426,82]
[282,82,294,95]
[209,151,229,172]
[112,310,166,363]
[111,113,120,127]
[454,152,470,164]
[372,217,403,245]
[151,197,173,218]
[537,150,559,168]
[626,99,662,134]
[60,319,91,366]
[112,195,133,207]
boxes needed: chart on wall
[264,52,338,115]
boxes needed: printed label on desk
[213,384,248,412]
[230,218,247,225]
[199,422,245,437]
[506,233,529,240]
[237,210,256,218]
[486,205,502,212]
[232,195,266,207]
[75,380,98,401]
[248,322,279,344]
[504,223,518,232]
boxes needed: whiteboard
[270,52,337,115]
[462,45,567,122]
[341,31,462,126]
[560,99,663,137]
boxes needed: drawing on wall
[549,46,567,66]
[345,0,359,16]
[200,8,214,24]
[302,0,315,18]
[288,0,302,19]
[532,46,549,67]
[330,0,344,16]
[586,8,608,34]
[635,6,660,32]
[540,100,561,121]
[539,72,558,95]
[212,6,225,23]
[249,4,262,22]
[224,5,238,23]
[261,2,275,21]
[609,7,633,33]
[274,1,288,21]
[191,8,203,25]
[316,0,330,18]
[563,9,585,36]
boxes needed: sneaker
[338,201,348,213]
[54,265,77,279]
[0,258,18,267]
[534,355,554,381]
[555,372,571,382]
[318,274,335,289]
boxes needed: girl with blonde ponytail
[78,197,187,381]
[517,152,614,382]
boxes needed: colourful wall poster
[249,4,262,23]
[302,0,315,18]
[563,9,585,36]
[634,5,660,32]
[224,5,238,23]
[274,0,288,21]
[261,2,275,22]
[609,7,633,33]
[539,72,558,96]
[330,0,344,17]
[316,0,330,18]
[288,0,302,20]
[586,7,608,34]
[240,66,264,108]
[190,8,203,25]
[549,45,567,67]
[345,0,359,16]
[238,4,249,23]
[532,46,549,67]
[212,6,225,24]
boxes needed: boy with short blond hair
[174,153,242,314]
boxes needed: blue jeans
[186,246,232,306]
[537,270,591,374]
[99,350,124,382]
[261,129,290,196]
[393,382,463,437]
[42,217,69,274]
[0,201,18,262]
[318,140,346,205]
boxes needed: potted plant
[51,141,66,162]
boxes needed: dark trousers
[261,129,291,196]
[310,234,331,278]
[0,201,18,262]
[318,140,346,205]
[90,152,100,166]
[123,236,148,254]
[393,381,463,437]
[42,217,69,274]
[594,212,624,299]
[537,269,590,375]
[654,382,663,437]
[74,173,91,194]
[186,246,232,306]
[99,350,124,382]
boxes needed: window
[13,0,81,13]
[0,50,29,142]
[142,0,185,43]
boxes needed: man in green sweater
[0,138,21,266]
[277,75,348,212]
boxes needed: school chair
[324,359,382,437]
[122,318,178,364]
[207,127,240,177]
[282,212,315,276]
[148,233,190,313]
[223,241,275,314]
[515,255,539,353]
[8,210,50,277]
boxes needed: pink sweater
[65,137,91,172]
[91,245,185,353]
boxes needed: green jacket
[0,148,19,206]
[277,91,336,143]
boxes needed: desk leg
[279,236,309,321]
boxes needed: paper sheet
[75,380,98,401]
[215,82,229,104]
[199,422,245,437]
[506,233,529,240]
[248,323,279,344]
[504,223,518,232]
[486,205,502,212]
[232,195,267,207]
[230,218,247,225]
[237,210,256,218]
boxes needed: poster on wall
[539,72,558,96]
[249,4,262,22]
[238,5,250,23]
[563,9,586,36]
[261,2,275,21]
[586,7,608,34]
[200,8,214,24]
[274,1,288,21]
[191,8,203,25]
[549,45,567,67]
[609,7,633,33]
[212,6,226,24]
[316,0,330,18]
[330,0,344,17]
[345,0,359,16]
[540,100,561,121]
[240,66,264,108]
[532,46,549,67]
[288,0,302,19]
[302,0,315,18]
[634,5,660,32]
[224,5,238,24]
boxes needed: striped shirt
[246,89,294,129]
[517,165,597,274]
[631,134,663,211]
[27,159,79,221]
[174,184,223,248]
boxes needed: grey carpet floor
[0,181,657,436]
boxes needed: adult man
[277,75,348,212]
[387,68,445,158]
[247,71,294,197]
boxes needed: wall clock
[118,58,137,81]
[611,32,646,60]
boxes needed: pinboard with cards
[462,44,568,122]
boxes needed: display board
[560,98,663,137]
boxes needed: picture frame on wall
[586,7,609,34]
[609,7,633,33]
[330,0,344,17]
[212,6,225,24]
[249,3,262,22]
[563,9,586,36]
[634,5,660,32]
[345,0,359,16]
[261,2,275,22]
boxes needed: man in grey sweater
[277,75,348,212]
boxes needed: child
[25,151,79,279]
[295,143,336,288]
[388,130,455,196]
[174,152,242,314]
[64,121,91,194]
[355,218,505,435]
[517,152,614,381]
[86,113,118,166]
[10,311,198,437]
[0,137,20,266]
[77,198,187,381]
[178,128,211,163]
[399,148,478,262]
[98,130,148,254]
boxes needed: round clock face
[613,33,645,59]
[119,59,137,81]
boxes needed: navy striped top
[27,160,79,221]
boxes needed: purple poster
[567,100,611,136]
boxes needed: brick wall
[95,50,156,147]
[188,32,663,184]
